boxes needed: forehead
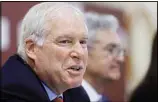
[95,29,121,46]
[45,7,87,39]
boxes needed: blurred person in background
[82,12,125,102]
[129,31,157,102]
[1,2,89,102]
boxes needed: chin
[68,78,82,88]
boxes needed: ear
[25,39,37,60]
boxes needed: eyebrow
[55,34,88,40]
[103,43,121,50]
[56,35,73,39]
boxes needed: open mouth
[70,66,83,71]
[68,65,83,71]
[67,65,83,76]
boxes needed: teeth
[71,66,81,70]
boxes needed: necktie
[99,95,109,102]
[52,97,63,102]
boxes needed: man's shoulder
[1,54,38,85]
[1,54,49,102]
[2,54,28,70]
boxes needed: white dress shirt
[82,80,102,102]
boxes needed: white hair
[85,12,119,49]
[17,2,87,61]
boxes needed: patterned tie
[53,97,63,102]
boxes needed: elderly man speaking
[1,2,88,102]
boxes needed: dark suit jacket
[0,54,90,102]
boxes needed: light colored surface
[1,16,10,52]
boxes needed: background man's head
[17,2,88,94]
[85,12,125,83]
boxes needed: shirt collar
[82,80,102,102]
[41,82,63,101]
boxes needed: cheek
[35,49,49,68]
[56,51,66,60]
[53,48,69,66]
[35,46,62,72]
[84,50,88,66]
[99,59,111,72]
[44,46,66,64]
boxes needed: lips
[67,65,83,76]
[68,65,83,71]
[110,64,121,73]
[111,65,119,69]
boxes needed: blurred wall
[1,2,40,65]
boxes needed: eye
[80,39,87,45]
[57,39,72,46]
[106,46,114,53]
[59,40,72,44]
[80,39,87,48]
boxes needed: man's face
[88,29,124,81]
[33,8,88,92]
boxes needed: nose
[70,42,85,61]
[116,54,124,63]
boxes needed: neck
[84,73,107,94]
